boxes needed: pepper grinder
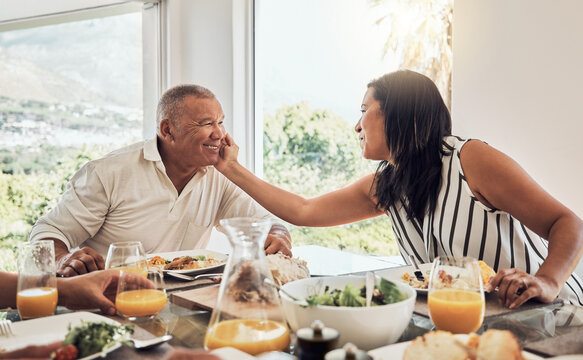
[296,320,340,360]
[324,342,372,360]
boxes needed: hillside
[0,47,109,106]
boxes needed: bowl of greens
[279,275,416,350]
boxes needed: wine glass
[16,240,58,319]
[427,256,485,334]
[105,241,148,276]
[115,268,167,321]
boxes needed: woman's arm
[461,140,583,308]
[216,134,383,226]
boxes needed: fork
[0,319,14,337]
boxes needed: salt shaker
[296,320,340,360]
[324,342,372,360]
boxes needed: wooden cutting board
[170,284,221,311]
[170,284,283,319]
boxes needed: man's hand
[264,223,292,257]
[53,239,105,276]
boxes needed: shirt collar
[143,138,162,162]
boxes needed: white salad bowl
[279,275,416,351]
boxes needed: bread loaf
[402,330,524,360]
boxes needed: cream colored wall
[452,0,583,274]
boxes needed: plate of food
[376,263,433,294]
[375,260,496,295]
[0,312,132,359]
[147,249,228,275]
[368,330,543,360]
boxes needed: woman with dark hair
[216,69,583,308]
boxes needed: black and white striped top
[387,135,583,305]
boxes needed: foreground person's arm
[0,269,153,314]
[461,140,583,308]
[216,134,382,227]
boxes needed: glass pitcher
[204,217,291,355]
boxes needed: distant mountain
[0,46,109,106]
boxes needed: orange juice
[428,289,485,333]
[115,266,148,277]
[17,287,58,319]
[115,289,167,317]
[204,318,290,355]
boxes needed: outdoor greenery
[0,147,101,271]
[263,102,398,256]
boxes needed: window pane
[255,0,452,257]
[255,0,399,257]
[0,12,143,271]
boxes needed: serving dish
[0,312,123,359]
[147,249,227,275]
[280,275,416,350]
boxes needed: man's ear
[159,119,174,140]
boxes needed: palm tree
[370,0,453,110]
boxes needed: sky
[0,12,142,108]
[256,0,400,124]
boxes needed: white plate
[375,263,432,294]
[368,334,544,360]
[0,312,123,359]
[148,249,228,275]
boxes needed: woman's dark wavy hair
[369,70,452,222]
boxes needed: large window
[0,6,146,271]
[255,0,452,256]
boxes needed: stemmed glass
[105,241,148,276]
[427,256,485,334]
[115,268,167,321]
[16,240,58,319]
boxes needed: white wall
[452,0,583,274]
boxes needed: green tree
[263,102,398,256]
[0,146,100,271]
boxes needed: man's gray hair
[156,84,216,135]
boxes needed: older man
[29,85,292,276]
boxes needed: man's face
[170,95,226,168]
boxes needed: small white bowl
[280,275,416,350]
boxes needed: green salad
[61,321,134,358]
[305,278,408,307]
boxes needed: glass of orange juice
[427,256,485,334]
[115,268,167,320]
[16,240,58,319]
[105,241,148,277]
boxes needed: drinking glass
[16,240,58,319]
[105,241,148,276]
[115,268,167,321]
[427,256,485,334]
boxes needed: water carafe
[204,217,291,355]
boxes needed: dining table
[1,245,582,359]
